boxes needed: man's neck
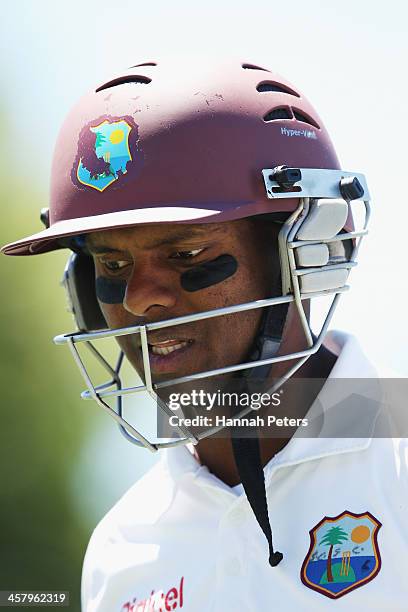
[193,343,338,486]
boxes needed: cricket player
[2,58,406,611]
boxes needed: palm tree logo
[300,510,382,599]
[319,526,349,583]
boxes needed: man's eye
[101,260,129,272]
[170,248,205,260]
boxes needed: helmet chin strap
[231,301,288,567]
[231,429,284,567]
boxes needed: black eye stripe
[180,254,238,292]
[95,254,238,304]
[95,276,126,304]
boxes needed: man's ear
[62,253,107,331]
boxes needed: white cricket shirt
[81,331,408,611]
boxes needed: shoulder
[81,454,175,608]
[84,452,174,548]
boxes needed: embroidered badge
[301,510,382,599]
[73,116,138,192]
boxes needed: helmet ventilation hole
[292,109,320,129]
[263,107,293,121]
[130,62,157,67]
[242,62,270,72]
[257,81,300,97]
[96,75,152,93]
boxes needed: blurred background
[1,0,407,609]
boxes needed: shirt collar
[162,331,382,490]
[263,331,382,477]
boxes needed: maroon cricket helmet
[1,58,341,256]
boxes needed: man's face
[86,219,277,383]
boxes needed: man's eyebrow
[86,226,222,253]
[86,244,120,255]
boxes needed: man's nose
[123,262,177,317]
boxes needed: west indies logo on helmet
[72,114,142,193]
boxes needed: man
[2,58,406,611]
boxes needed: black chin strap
[231,430,283,567]
[229,302,288,568]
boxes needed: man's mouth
[149,339,191,356]
[138,337,195,375]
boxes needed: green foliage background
[0,113,93,610]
